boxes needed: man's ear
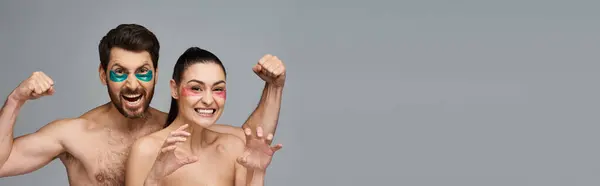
[170,79,179,100]
[99,65,107,85]
[154,68,158,83]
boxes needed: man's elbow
[0,164,21,178]
[0,166,6,177]
[0,153,18,177]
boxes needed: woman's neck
[170,115,208,152]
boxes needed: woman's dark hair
[164,47,226,128]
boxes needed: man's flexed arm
[0,120,66,177]
[0,94,24,168]
[0,71,64,177]
[240,54,286,144]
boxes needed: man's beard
[107,84,154,119]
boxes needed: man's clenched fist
[252,54,286,87]
[10,71,55,102]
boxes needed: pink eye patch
[214,90,226,99]
[181,87,226,99]
[181,87,201,97]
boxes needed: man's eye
[138,68,148,74]
[114,69,124,74]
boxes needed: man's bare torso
[56,104,165,186]
[51,103,243,186]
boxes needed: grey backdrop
[1,0,600,185]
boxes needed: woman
[125,47,283,186]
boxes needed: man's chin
[122,106,147,118]
[124,113,144,119]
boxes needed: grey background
[1,0,599,185]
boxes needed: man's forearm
[242,83,283,142]
[0,95,24,168]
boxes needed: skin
[0,47,286,186]
[126,63,283,186]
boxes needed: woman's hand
[237,126,283,172]
[147,124,198,183]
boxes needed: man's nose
[125,74,141,89]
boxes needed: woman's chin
[183,113,220,128]
[193,118,216,128]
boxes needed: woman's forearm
[246,170,266,186]
[141,168,163,186]
[143,175,160,186]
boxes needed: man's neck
[105,103,152,132]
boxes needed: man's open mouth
[122,93,143,107]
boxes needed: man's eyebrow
[139,62,151,67]
[111,63,123,68]
[110,62,151,70]
[136,63,151,70]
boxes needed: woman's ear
[170,79,179,99]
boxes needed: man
[0,24,286,185]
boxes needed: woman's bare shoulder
[130,128,170,158]
[208,130,246,158]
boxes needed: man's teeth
[127,98,142,105]
[195,109,215,114]
[123,94,142,98]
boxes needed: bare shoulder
[148,107,168,123]
[37,117,91,135]
[130,129,169,157]
[212,131,246,158]
[208,124,244,139]
[31,104,107,141]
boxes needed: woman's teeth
[195,109,215,114]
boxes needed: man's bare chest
[60,144,129,185]
[61,128,158,186]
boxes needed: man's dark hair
[98,24,160,70]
